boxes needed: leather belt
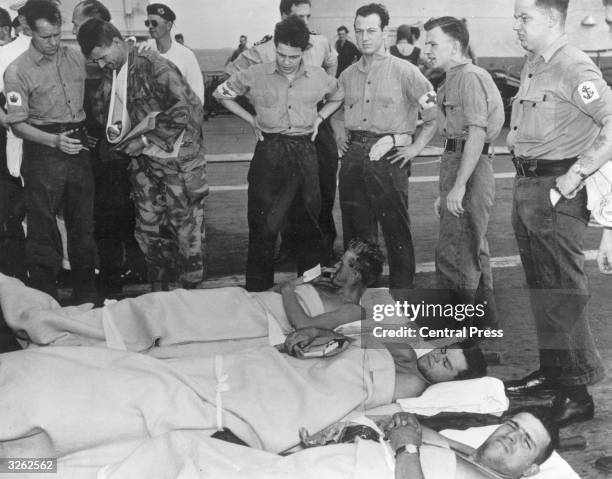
[262,132,310,141]
[444,138,490,155]
[34,122,86,134]
[511,156,576,177]
[349,131,389,143]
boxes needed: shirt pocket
[442,99,466,137]
[514,94,557,143]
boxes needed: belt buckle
[528,159,538,177]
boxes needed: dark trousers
[512,175,604,386]
[93,146,145,283]
[0,127,25,280]
[339,134,415,293]
[21,139,97,301]
[246,135,323,291]
[436,150,498,327]
[282,120,338,263]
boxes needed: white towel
[586,161,612,227]
[369,134,412,162]
[397,377,509,417]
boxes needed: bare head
[474,407,558,478]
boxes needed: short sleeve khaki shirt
[437,62,504,142]
[220,62,344,135]
[339,52,437,135]
[4,44,86,125]
[507,35,612,159]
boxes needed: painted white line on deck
[209,171,517,192]
[178,250,598,289]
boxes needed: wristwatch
[395,443,419,456]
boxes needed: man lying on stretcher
[300,407,558,479]
[283,325,487,399]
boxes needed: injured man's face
[416,346,468,383]
[472,412,553,478]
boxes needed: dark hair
[175,33,184,41]
[279,0,311,16]
[535,0,569,21]
[410,26,420,41]
[337,25,349,34]
[453,340,487,380]
[503,406,559,465]
[0,7,11,29]
[395,24,412,43]
[76,0,111,22]
[23,0,62,30]
[347,238,385,287]
[273,15,310,50]
[355,3,389,30]
[11,15,20,30]
[240,34,247,40]
[77,18,123,57]
[424,16,470,55]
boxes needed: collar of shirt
[536,34,568,63]
[355,49,389,73]
[26,42,60,65]
[446,60,472,80]
[263,60,310,79]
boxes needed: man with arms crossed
[504,0,609,428]
[337,3,438,297]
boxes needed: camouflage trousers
[130,154,208,286]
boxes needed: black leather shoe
[552,394,594,428]
[504,370,558,396]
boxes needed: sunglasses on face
[144,20,159,28]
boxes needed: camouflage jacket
[92,46,205,169]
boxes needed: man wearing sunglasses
[144,3,204,104]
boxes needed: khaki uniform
[216,62,343,291]
[436,62,504,327]
[338,52,437,291]
[507,35,610,386]
[4,44,96,302]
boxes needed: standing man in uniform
[225,35,248,65]
[335,25,360,77]
[214,16,344,291]
[424,16,504,329]
[504,0,610,427]
[77,19,208,292]
[228,0,340,266]
[337,3,438,297]
[4,0,97,303]
[145,3,204,105]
